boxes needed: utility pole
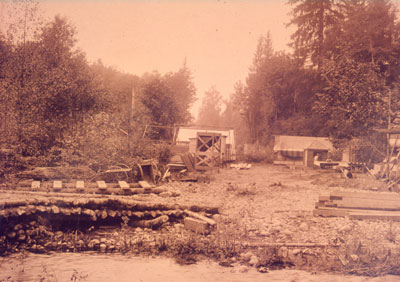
[128,84,135,154]
[387,90,392,180]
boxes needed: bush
[237,143,274,163]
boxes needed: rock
[282,229,293,238]
[174,223,184,230]
[249,255,259,266]
[159,191,172,198]
[299,222,309,231]
[7,231,16,239]
[17,208,26,216]
[100,237,107,244]
[212,214,222,221]
[292,249,302,256]
[101,210,108,219]
[339,224,353,233]
[17,234,26,241]
[14,224,23,231]
[350,254,359,262]
[237,265,249,273]
[339,254,349,266]
[89,239,100,248]
[54,231,63,238]
[100,243,107,252]
[257,266,268,273]
[278,247,288,258]
[241,251,254,261]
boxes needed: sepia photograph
[1,0,400,281]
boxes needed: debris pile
[230,163,252,170]
[314,191,400,221]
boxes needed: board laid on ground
[314,191,400,221]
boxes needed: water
[0,253,398,282]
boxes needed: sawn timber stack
[314,191,400,221]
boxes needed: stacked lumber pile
[314,191,400,221]
[164,152,199,181]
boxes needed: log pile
[314,191,400,221]
[0,180,179,196]
[0,190,220,254]
[0,190,219,222]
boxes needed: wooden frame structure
[195,132,222,170]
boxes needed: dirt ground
[161,164,400,276]
[2,163,400,277]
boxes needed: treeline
[0,11,196,171]
[199,0,400,160]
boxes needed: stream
[0,253,398,282]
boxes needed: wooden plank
[181,153,194,172]
[330,191,400,202]
[31,181,40,189]
[332,198,400,211]
[315,206,400,214]
[53,181,62,191]
[349,212,400,221]
[138,180,153,189]
[76,181,85,190]
[188,153,196,168]
[318,195,330,202]
[313,209,348,217]
[96,181,107,189]
[118,181,130,189]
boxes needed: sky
[2,0,294,117]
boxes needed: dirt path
[1,253,399,282]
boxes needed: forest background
[1,0,400,176]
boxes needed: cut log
[131,215,169,229]
[184,210,216,226]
